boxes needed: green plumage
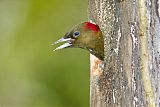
[52,22,104,60]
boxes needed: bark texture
[89,0,160,107]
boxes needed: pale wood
[89,0,160,107]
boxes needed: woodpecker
[52,22,104,60]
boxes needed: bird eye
[73,31,80,38]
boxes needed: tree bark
[89,0,160,107]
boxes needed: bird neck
[87,31,104,60]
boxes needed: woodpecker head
[52,22,104,60]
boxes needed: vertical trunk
[89,0,160,107]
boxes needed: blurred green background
[0,0,89,107]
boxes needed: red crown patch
[85,22,100,32]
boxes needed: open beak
[52,38,73,51]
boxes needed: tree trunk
[89,0,160,107]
